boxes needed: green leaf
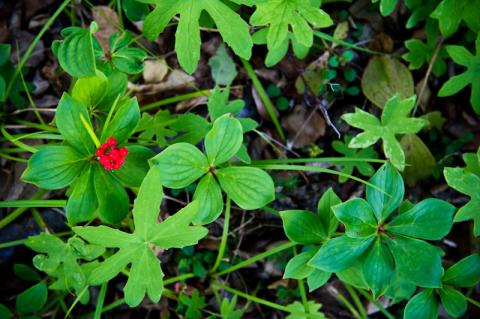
[373,0,398,16]
[72,70,108,109]
[136,110,177,146]
[122,0,149,21]
[151,143,209,189]
[439,287,467,318]
[430,0,480,37]
[209,43,238,86]
[25,233,102,303]
[366,162,404,222]
[285,300,326,319]
[15,282,47,314]
[205,114,243,165]
[438,36,480,113]
[280,210,326,244]
[111,47,147,74]
[404,289,438,319]
[179,289,206,319]
[66,165,98,224]
[93,166,130,224]
[14,264,41,281]
[332,135,378,183]
[143,0,252,74]
[362,237,394,299]
[170,113,211,145]
[284,250,316,279]
[22,145,86,190]
[332,199,377,238]
[97,66,128,111]
[386,198,455,240]
[52,22,98,77]
[74,167,207,307]
[361,56,414,109]
[316,187,341,237]
[55,93,96,155]
[387,235,442,288]
[401,134,436,186]
[443,254,480,287]
[385,272,416,303]
[207,87,245,121]
[342,95,425,170]
[0,304,13,319]
[336,262,368,289]
[115,145,154,188]
[149,201,209,248]
[216,166,275,210]
[192,174,223,225]
[0,43,11,65]
[444,166,480,236]
[309,236,374,272]
[101,98,141,144]
[250,0,333,50]
[307,269,331,292]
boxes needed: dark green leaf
[362,236,394,299]
[439,286,467,318]
[404,289,438,319]
[205,114,243,166]
[284,250,316,279]
[192,174,223,225]
[115,145,155,188]
[316,188,341,237]
[332,199,377,238]
[66,165,98,224]
[101,98,141,144]
[443,254,480,287]
[15,282,47,314]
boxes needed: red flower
[96,137,128,171]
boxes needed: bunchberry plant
[21,93,153,224]
[444,147,480,236]
[72,166,208,306]
[404,254,480,319]
[280,188,341,291]
[341,95,425,170]
[308,163,455,299]
[152,113,275,224]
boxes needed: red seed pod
[106,137,117,147]
[96,149,105,157]
[110,149,121,160]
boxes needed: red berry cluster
[96,137,128,171]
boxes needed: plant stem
[467,297,480,308]
[94,283,108,319]
[140,90,210,112]
[0,199,67,208]
[249,157,386,165]
[0,231,71,249]
[335,290,362,318]
[294,246,310,315]
[251,163,384,193]
[210,197,231,274]
[356,288,395,319]
[0,189,47,229]
[213,242,295,277]
[313,30,383,55]
[4,0,71,102]
[241,59,286,142]
[164,273,195,285]
[80,114,101,148]
[1,126,38,153]
[344,284,368,319]
[213,282,290,312]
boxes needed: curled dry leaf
[92,6,119,51]
[129,69,195,94]
[143,59,169,83]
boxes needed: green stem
[1,126,38,153]
[0,199,67,208]
[356,288,395,319]
[210,197,231,274]
[140,90,210,112]
[94,283,108,319]
[15,119,58,132]
[0,152,28,163]
[344,284,368,319]
[249,157,386,165]
[251,163,384,193]
[80,114,101,148]
[164,273,195,285]
[0,189,47,229]
[294,247,309,315]
[213,242,295,277]
[64,286,88,319]
[335,291,361,318]
[467,297,480,308]
[241,59,286,142]
[4,0,71,101]
[213,282,290,312]
[313,30,383,55]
